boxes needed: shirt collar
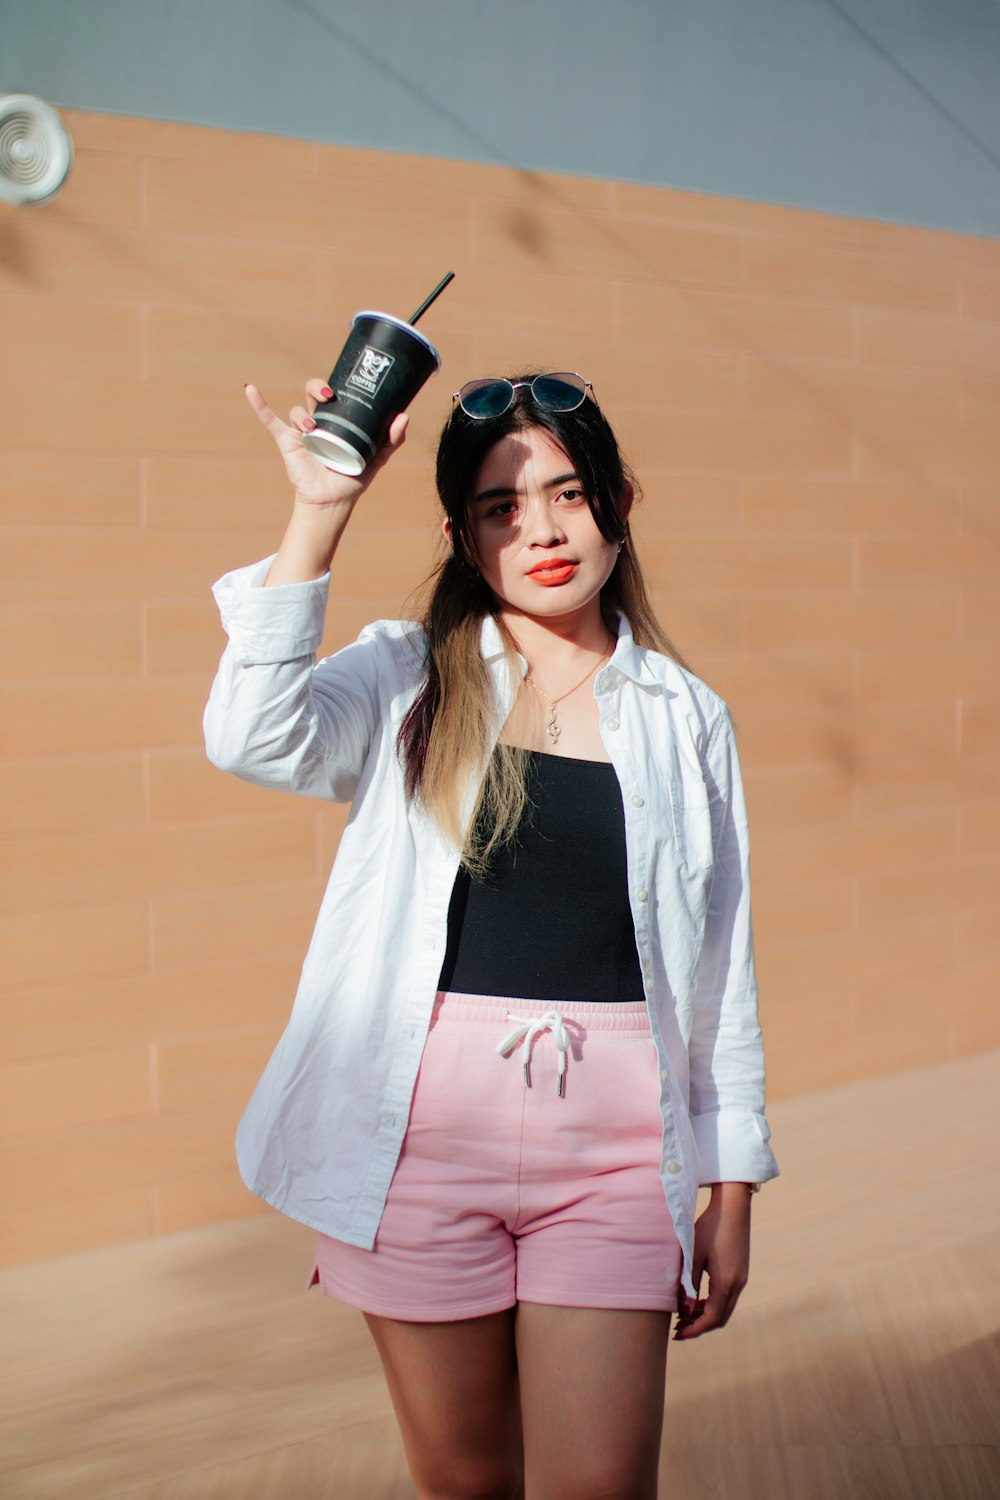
[608,612,651,684]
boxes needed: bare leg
[364,1308,524,1500]
[515,1303,671,1500]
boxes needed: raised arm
[202,380,410,801]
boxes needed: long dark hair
[397,376,689,869]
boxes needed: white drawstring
[497,1011,570,1096]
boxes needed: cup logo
[347,346,395,396]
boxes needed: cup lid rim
[352,310,441,365]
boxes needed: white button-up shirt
[205,556,779,1302]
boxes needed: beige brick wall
[1,110,998,1265]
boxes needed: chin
[521,590,598,618]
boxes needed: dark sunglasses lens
[531,373,587,411]
[459,379,514,418]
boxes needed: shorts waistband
[432,990,651,1035]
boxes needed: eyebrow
[470,472,581,505]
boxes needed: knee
[416,1479,523,1499]
[414,1458,524,1500]
[544,1465,656,1500]
[554,1488,650,1500]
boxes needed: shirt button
[665,1159,680,1174]
[636,887,648,902]
[660,1067,670,1083]
[605,718,620,732]
[631,795,644,808]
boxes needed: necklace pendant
[546,709,560,743]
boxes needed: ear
[442,517,452,545]
[618,481,635,526]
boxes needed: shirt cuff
[211,555,331,665]
[691,1108,780,1187]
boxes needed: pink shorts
[310,992,682,1321]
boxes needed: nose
[524,496,566,546]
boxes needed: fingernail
[321,386,333,399]
[304,418,316,430]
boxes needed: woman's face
[455,426,629,625]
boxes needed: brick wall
[1,110,998,1265]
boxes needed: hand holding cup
[244,378,409,512]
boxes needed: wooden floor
[3,1050,999,1499]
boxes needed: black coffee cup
[300,311,442,476]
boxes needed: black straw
[408,271,455,326]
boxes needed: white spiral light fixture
[0,94,74,205]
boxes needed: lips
[528,559,578,585]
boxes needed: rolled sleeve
[211,555,330,665]
[691,1104,779,1186]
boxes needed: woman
[205,369,779,1500]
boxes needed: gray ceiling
[3,0,999,236]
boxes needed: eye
[487,500,518,518]
[556,486,587,504]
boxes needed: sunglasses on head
[453,371,593,420]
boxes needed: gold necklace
[524,638,615,744]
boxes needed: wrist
[291,490,357,522]
[709,1181,760,1197]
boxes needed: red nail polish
[321,386,333,399]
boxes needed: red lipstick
[528,558,578,585]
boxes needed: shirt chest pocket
[669,782,715,871]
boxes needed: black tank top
[436,750,645,1003]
